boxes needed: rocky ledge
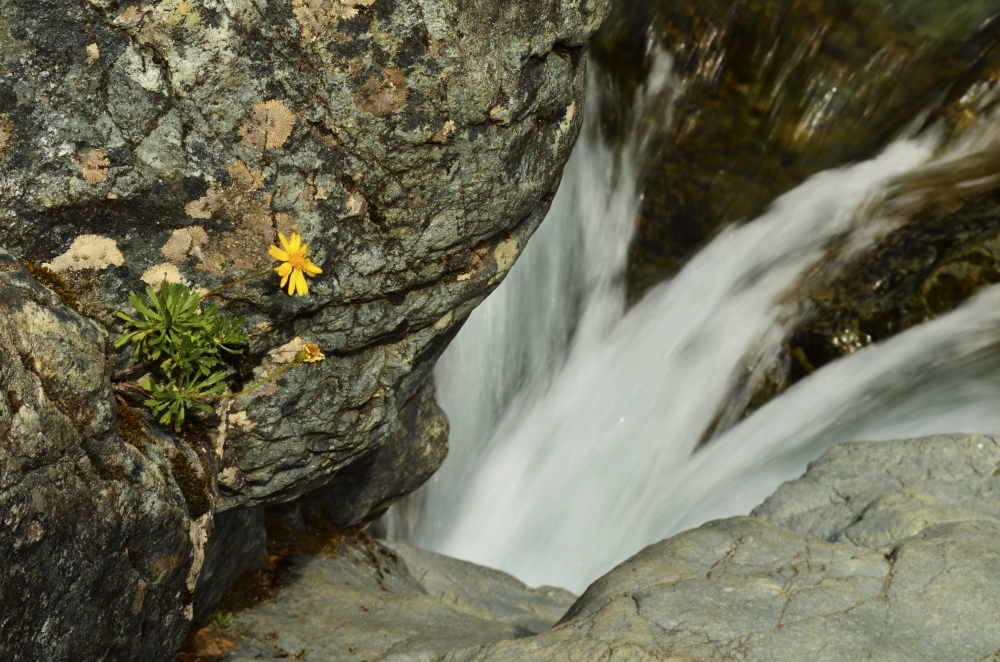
[205,434,1000,661]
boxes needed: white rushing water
[401,58,1000,593]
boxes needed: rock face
[300,378,449,529]
[0,250,197,660]
[193,506,268,625]
[199,434,1000,662]
[0,0,611,657]
[0,0,610,513]
[206,536,576,660]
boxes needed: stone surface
[206,535,576,661]
[193,506,268,625]
[0,250,198,661]
[441,434,1000,661]
[0,0,610,511]
[197,434,1000,662]
[301,377,448,529]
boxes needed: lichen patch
[292,0,374,40]
[85,43,100,64]
[116,5,147,24]
[0,118,12,157]
[357,67,408,115]
[346,191,365,216]
[141,262,185,289]
[238,100,295,149]
[44,235,124,273]
[431,119,456,144]
[160,227,207,264]
[77,149,110,185]
[228,410,257,433]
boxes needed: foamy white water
[406,60,1000,593]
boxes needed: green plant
[213,610,236,630]
[115,282,248,429]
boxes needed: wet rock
[440,434,1000,662]
[0,0,610,512]
[0,250,196,661]
[205,535,576,661]
[300,378,449,529]
[721,155,1000,430]
[592,0,1000,302]
[193,506,268,626]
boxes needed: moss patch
[169,449,212,520]
[23,260,79,311]
[116,398,148,453]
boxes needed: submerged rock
[593,0,1000,302]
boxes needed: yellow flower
[300,342,325,364]
[269,232,322,296]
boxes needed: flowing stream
[393,58,1000,593]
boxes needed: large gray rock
[0,0,610,511]
[211,536,576,660]
[197,435,1000,661]
[0,250,200,661]
[437,435,1000,661]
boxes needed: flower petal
[288,233,302,254]
[280,269,290,287]
[269,245,289,261]
[287,271,296,295]
[278,232,291,253]
[293,269,309,296]
[276,262,293,277]
[302,259,323,276]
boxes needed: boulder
[0,0,612,657]
[0,0,610,513]
[0,250,198,661]
[193,506,268,626]
[202,535,577,660]
[299,377,449,530]
[440,434,1000,661]
[196,434,1000,662]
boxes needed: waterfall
[399,57,1000,593]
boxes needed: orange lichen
[357,67,408,115]
[431,119,456,144]
[292,0,333,41]
[78,149,110,184]
[0,118,12,157]
[238,100,295,149]
[117,5,146,24]
[275,212,299,238]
